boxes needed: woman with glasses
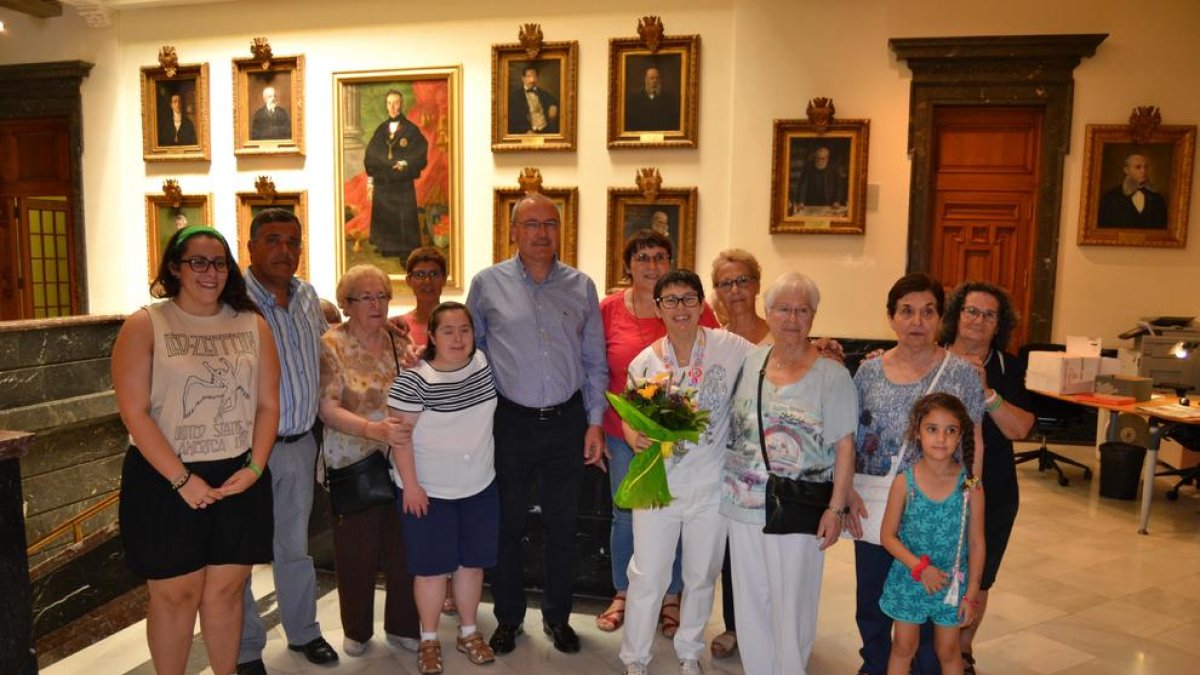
[597,230,719,637]
[711,248,770,345]
[618,269,751,675]
[318,264,419,657]
[849,273,985,675]
[389,302,500,674]
[940,282,1033,675]
[720,272,857,674]
[401,247,448,347]
[114,226,279,674]
[706,248,770,658]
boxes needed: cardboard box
[1026,351,1100,395]
[1094,374,1154,401]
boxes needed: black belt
[275,430,309,444]
[498,391,582,421]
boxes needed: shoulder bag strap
[884,351,953,480]
[388,331,401,376]
[757,347,774,473]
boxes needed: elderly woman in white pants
[719,272,858,675]
[618,270,751,675]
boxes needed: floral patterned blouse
[319,323,406,470]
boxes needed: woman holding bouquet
[618,270,752,675]
[598,230,719,636]
[719,272,858,674]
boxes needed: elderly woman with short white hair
[719,271,858,675]
[318,264,420,656]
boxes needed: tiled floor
[44,442,1200,674]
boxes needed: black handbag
[757,347,833,535]
[325,449,395,517]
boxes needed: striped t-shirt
[388,350,497,499]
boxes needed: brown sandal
[596,595,627,632]
[418,639,443,674]
[711,630,737,659]
[659,596,681,638]
[456,632,495,665]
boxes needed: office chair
[1156,424,1200,500]
[1014,343,1094,486]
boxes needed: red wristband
[911,554,931,581]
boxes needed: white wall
[726,0,1200,343]
[1,0,1197,345]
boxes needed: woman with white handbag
[848,273,985,675]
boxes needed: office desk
[1028,390,1200,534]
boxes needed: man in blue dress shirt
[466,193,608,656]
[237,208,338,674]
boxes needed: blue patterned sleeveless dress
[878,467,969,627]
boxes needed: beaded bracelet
[170,468,192,491]
[910,554,931,581]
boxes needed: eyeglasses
[715,275,755,291]
[769,305,812,319]
[632,252,671,265]
[348,293,391,305]
[182,256,229,273]
[519,219,560,231]
[962,306,999,323]
[656,294,701,309]
[408,270,444,281]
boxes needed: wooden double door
[929,106,1043,349]
[0,117,77,321]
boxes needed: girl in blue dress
[879,393,985,675]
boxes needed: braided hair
[906,392,976,491]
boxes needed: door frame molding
[0,60,93,315]
[889,34,1105,343]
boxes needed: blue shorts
[398,480,498,577]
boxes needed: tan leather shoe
[456,631,495,665]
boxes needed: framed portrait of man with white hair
[232,50,304,156]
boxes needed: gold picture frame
[607,18,700,149]
[144,190,213,283]
[1077,119,1195,248]
[333,66,463,294]
[493,172,578,265]
[140,60,210,162]
[492,25,578,152]
[232,50,304,157]
[769,117,870,235]
[235,186,309,279]
[605,170,697,292]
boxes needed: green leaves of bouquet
[606,371,710,509]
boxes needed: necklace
[627,289,659,349]
[662,329,706,389]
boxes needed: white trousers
[619,483,728,666]
[728,519,826,675]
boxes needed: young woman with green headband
[112,225,281,675]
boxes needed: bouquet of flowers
[606,370,711,509]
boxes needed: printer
[1120,316,1200,392]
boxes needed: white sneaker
[343,637,368,656]
[680,658,702,675]
[386,633,421,652]
[623,663,649,675]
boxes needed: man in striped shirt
[237,208,338,673]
